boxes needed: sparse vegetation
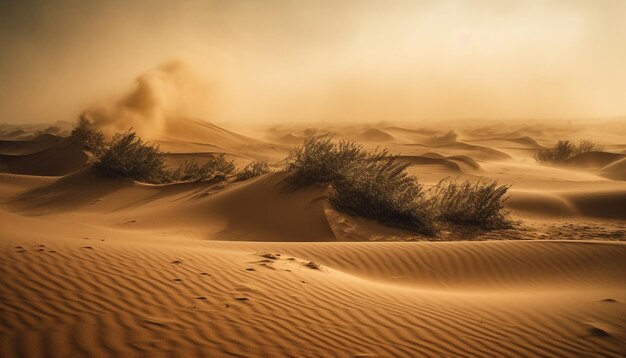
[236,160,271,181]
[171,155,235,182]
[284,134,514,235]
[94,130,168,183]
[284,135,437,235]
[429,178,513,230]
[86,125,235,184]
[534,139,604,164]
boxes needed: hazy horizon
[2,0,626,125]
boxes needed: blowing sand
[1,118,625,357]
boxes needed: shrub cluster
[284,135,513,235]
[74,121,237,184]
[236,160,271,181]
[534,139,604,164]
[93,130,169,183]
[284,135,437,234]
[428,178,513,230]
[171,155,235,182]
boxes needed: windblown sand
[1,119,625,357]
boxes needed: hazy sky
[1,0,626,124]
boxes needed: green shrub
[236,160,271,181]
[94,130,168,183]
[429,178,513,230]
[535,139,604,164]
[284,135,436,235]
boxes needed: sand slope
[1,119,626,357]
[1,234,625,357]
[0,136,87,176]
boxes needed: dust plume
[83,61,216,139]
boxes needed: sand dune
[0,136,87,176]
[567,151,624,170]
[355,128,395,142]
[465,136,544,149]
[1,119,625,357]
[0,133,64,155]
[506,189,626,219]
[433,141,512,161]
[1,235,625,357]
[398,153,481,173]
[600,157,626,181]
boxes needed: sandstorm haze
[2,2,626,357]
[1,0,626,125]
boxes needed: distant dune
[356,128,395,142]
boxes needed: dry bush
[429,178,513,230]
[94,130,168,183]
[284,135,437,235]
[236,160,270,181]
[172,155,235,182]
[284,135,365,188]
[576,139,604,154]
[535,139,604,164]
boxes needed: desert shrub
[171,160,213,182]
[429,178,512,229]
[284,135,366,188]
[236,160,271,181]
[205,153,236,176]
[284,135,437,235]
[535,139,603,164]
[576,139,604,154]
[94,130,168,183]
[172,155,235,182]
[71,115,105,156]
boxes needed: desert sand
[1,115,625,358]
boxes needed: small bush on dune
[94,130,168,183]
[171,160,213,182]
[577,139,604,154]
[236,160,270,181]
[331,153,437,234]
[172,155,235,182]
[284,135,365,188]
[205,153,236,177]
[535,139,604,164]
[284,135,437,235]
[429,178,513,230]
